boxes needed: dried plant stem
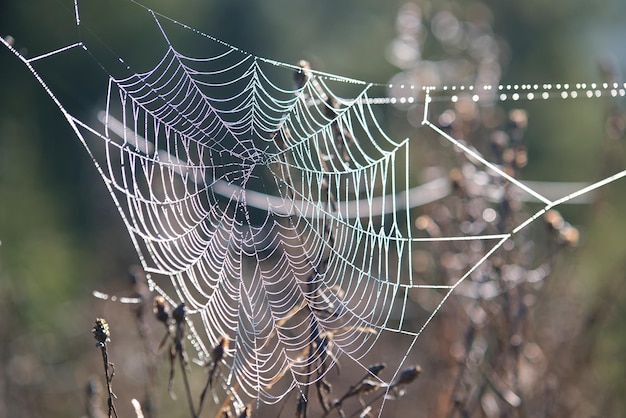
[131,399,145,418]
[198,373,212,417]
[176,342,197,418]
[93,318,119,418]
[213,382,241,418]
[99,346,119,418]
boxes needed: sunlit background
[1,0,626,416]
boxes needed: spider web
[3,0,626,413]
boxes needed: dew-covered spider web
[3,0,626,414]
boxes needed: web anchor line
[422,89,552,205]
[25,42,84,63]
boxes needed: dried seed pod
[544,209,564,231]
[394,365,421,386]
[153,295,170,324]
[212,335,229,364]
[367,363,386,376]
[92,318,110,346]
[172,302,186,324]
[415,215,442,238]
[507,109,528,142]
[358,380,380,395]
[448,168,466,194]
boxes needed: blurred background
[1,0,625,417]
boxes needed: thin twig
[172,303,197,418]
[131,399,145,418]
[92,318,119,418]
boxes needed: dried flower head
[367,363,386,376]
[544,209,565,231]
[153,295,170,324]
[358,379,380,395]
[394,365,421,386]
[212,335,229,364]
[93,318,110,346]
[172,302,186,324]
